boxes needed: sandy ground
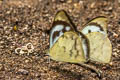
[0,0,120,80]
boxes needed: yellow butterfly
[81,17,112,63]
[47,10,112,78]
[49,10,89,63]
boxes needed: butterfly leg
[76,63,102,79]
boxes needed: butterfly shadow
[50,65,85,80]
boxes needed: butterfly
[81,17,112,63]
[47,10,112,78]
[49,10,89,63]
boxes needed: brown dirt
[0,0,120,80]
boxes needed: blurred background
[0,0,120,80]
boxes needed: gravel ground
[0,0,120,80]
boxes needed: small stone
[74,3,78,7]
[90,2,96,8]
[0,64,4,71]
[14,33,18,37]
[79,1,83,4]
[108,7,113,11]
[17,69,29,75]
[13,25,17,31]
[118,0,120,3]
[74,3,81,9]
[113,33,118,38]
[67,0,72,3]
[113,49,117,52]
[102,66,107,70]
[42,32,46,37]
[60,0,65,3]
[113,52,118,57]
[25,59,29,63]
[35,73,41,77]
[109,62,113,66]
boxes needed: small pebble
[113,32,118,38]
[102,66,107,70]
[25,59,29,63]
[90,2,96,8]
[109,62,113,66]
[0,64,4,71]
[13,25,17,31]
[67,0,72,3]
[113,52,118,57]
[17,69,29,75]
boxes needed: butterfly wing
[49,10,89,63]
[81,17,112,63]
[86,32,112,63]
[50,31,88,63]
[50,10,75,48]
[81,17,108,35]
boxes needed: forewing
[81,17,108,35]
[50,10,75,48]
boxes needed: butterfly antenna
[76,63,102,79]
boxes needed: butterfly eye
[50,10,75,48]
